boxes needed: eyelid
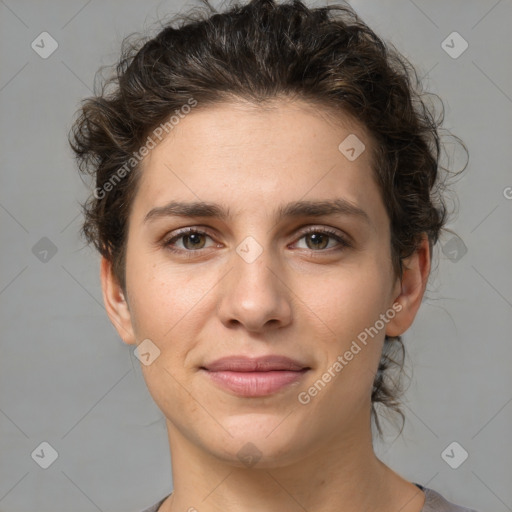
[290,226,352,253]
[162,226,218,248]
[294,225,350,243]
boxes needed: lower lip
[202,369,309,397]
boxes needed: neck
[159,414,425,512]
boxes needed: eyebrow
[143,198,371,226]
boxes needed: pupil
[309,233,327,249]
[186,234,203,248]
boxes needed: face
[102,99,425,468]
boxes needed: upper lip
[202,355,309,372]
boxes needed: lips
[202,355,308,372]
[200,355,311,397]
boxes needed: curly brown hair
[69,0,467,435]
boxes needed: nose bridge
[216,234,292,331]
[234,236,277,290]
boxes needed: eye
[163,228,217,254]
[162,226,351,257]
[293,227,351,252]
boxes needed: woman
[69,0,476,510]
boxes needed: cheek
[295,276,388,426]
[125,253,219,377]
[125,261,203,413]
[299,262,391,392]
[126,248,196,332]
[304,262,392,344]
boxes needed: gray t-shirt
[139,484,479,512]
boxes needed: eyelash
[162,226,351,258]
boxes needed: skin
[101,98,430,512]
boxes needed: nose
[216,243,293,333]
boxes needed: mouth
[200,355,311,397]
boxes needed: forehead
[132,99,384,226]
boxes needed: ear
[100,256,137,345]
[385,233,431,337]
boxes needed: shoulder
[139,488,481,512]
[139,503,161,512]
[139,494,170,512]
[420,485,480,512]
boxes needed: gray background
[0,0,511,511]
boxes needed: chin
[206,414,310,469]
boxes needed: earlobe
[385,234,431,338]
[100,256,137,345]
